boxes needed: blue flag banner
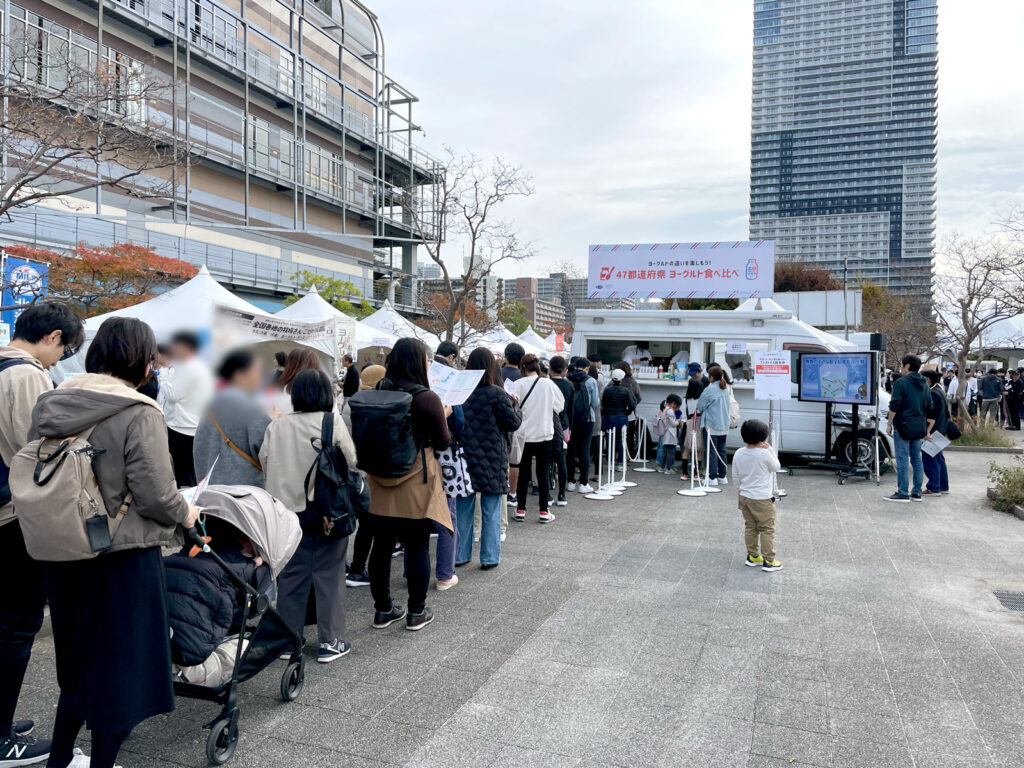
[1,256,49,330]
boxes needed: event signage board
[214,305,337,343]
[427,362,484,407]
[333,315,357,363]
[798,352,877,407]
[587,240,774,299]
[753,350,792,401]
[1,256,48,329]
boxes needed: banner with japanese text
[1,255,49,329]
[587,240,774,299]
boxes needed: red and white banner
[587,240,775,300]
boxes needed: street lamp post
[843,254,849,341]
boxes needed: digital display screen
[798,352,877,406]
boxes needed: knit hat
[610,369,626,382]
[687,362,702,375]
[359,364,386,390]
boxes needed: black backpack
[302,413,369,539]
[568,379,591,429]
[348,385,428,479]
[0,358,34,506]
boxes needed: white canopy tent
[274,286,399,354]
[485,323,518,345]
[518,325,556,355]
[361,300,440,351]
[57,266,271,376]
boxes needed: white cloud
[374,0,1024,276]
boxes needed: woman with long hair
[510,354,564,524]
[615,361,643,458]
[695,365,733,485]
[29,317,199,768]
[365,337,452,631]
[273,348,323,415]
[455,348,521,567]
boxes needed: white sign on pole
[427,362,485,407]
[753,350,792,401]
[587,240,775,300]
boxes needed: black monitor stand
[803,402,873,485]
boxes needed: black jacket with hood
[889,371,935,440]
[30,373,189,552]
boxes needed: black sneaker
[910,494,923,503]
[480,562,499,571]
[406,607,434,631]
[12,723,32,737]
[883,493,910,503]
[317,639,352,663]
[507,494,517,506]
[345,570,371,587]
[391,543,404,558]
[373,605,406,629]
[0,731,50,766]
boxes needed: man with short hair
[1005,370,1023,431]
[502,343,524,383]
[548,356,573,507]
[434,341,459,369]
[341,353,360,399]
[0,301,85,766]
[885,354,936,503]
[979,368,1003,426]
[162,330,214,487]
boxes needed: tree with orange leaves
[1,243,197,316]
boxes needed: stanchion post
[619,426,637,487]
[585,424,614,501]
[703,427,723,494]
[633,417,656,473]
[679,413,708,497]
[600,428,623,496]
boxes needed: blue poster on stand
[1,257,49,329]
[798,352,876,406]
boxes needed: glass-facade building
[749,0,938,299]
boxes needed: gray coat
[193,387,271,488]
[30,373,189,552]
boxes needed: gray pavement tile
[750,722,831,766]
[902,720,991,759]
[486,745,582,768]
[756,676,829,706]
[344,715,433,763]
[404,729,504,768]
[826,706,906,746]
[238,737,394,768]
[754,695,828,733]
[747,756,827,768]
[909,753,994,768]
[829,736,915,768]
[503,708,610,757]
[759,650,826,681]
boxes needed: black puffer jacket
[602,381,637,419]
[165,550,256,666]
[459,384,522,494]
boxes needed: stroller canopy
[196,485,301,580]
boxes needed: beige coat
[366,450,452,531]
[0,346,53,526]
[260,411,357,513]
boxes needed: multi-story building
[519,297,565,335]
[503,273,635,327]
[1,0,440,310]
[748,0,938,299]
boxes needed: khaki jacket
[0,346,53,526]
[366,450,452,531]
[30,374,189,552]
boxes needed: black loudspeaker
[869,333,887,352]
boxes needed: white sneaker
[578,484,594,494]
[500,532,506,542]
[566,482,577,492]
[436,574,458,591]
[719,477,729,485]
[556,498,568,507]
[708,479,718,487]
[69,748,122,768]
[473,536,480,543]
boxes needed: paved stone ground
[18,442,1024,767]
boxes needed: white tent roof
[518,325,555,354]
[274,286,399,351]
[485,323,518,344]
[362,300,440,350]
[57,266,270,376]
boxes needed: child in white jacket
[658,394,683,473]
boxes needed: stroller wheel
[280,659,304,702]
[206,717,238,765]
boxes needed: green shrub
[988,458,1024,513]
[957,422,1014,448]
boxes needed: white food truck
[570,298,893,464]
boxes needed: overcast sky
[374,1,1024,278]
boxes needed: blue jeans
[921,449,949,493]
[707,433,728,479]
[434,497,458,580]
[893,432,924,496]
[602,415,629,464]
[455,493,501,566]
[655,437,665,467]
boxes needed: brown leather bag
[209,414,263,471]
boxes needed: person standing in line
[615,362,643,459]
[658,394,683,474]
[341,353,360,400]
[162,330,214,487]
[600,369,636,469]
[885,354,936,503]
[455,348,521,569]
[566,356,598,494]
[694,366,732,486]
[0,301,84,766]
[679,378,704,481]
[921,370,951,496]
[731,419,783,572]
[429,341,463,592]
[30,317,199,768]
[365,338,452,631]
[434,341,459,368]
[272,348,322,416]
[193,349,271,488]
[341,364,386,588]
[511,354,564,524]
[502,342,524,509]
[548,356,573,507]
[979,368,1003,426]
[1004,370,1022,431]
[587,353,608,480]
[261,368,357,662]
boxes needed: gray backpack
[9,426,132,561]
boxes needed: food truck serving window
[704,341,770,382]
[587,339,691,369]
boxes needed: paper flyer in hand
[181,455,218,507]
[427,362,485,406]
[922,432,950,457]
